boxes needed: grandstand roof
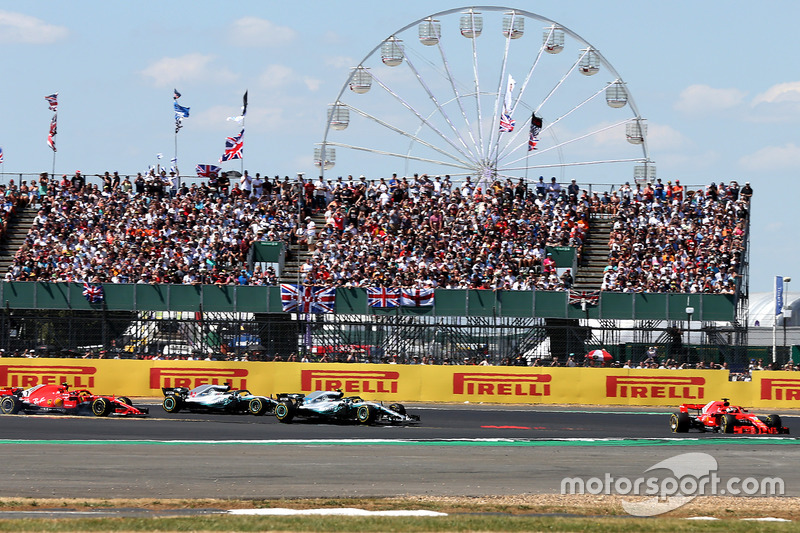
[748,292,800,327]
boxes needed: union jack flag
[568,290,600,306]
[280,284,336,313]
[0,147,3,164]
[499,112,515,133]
[400,288,434,307]
[47,114,57,152]
[220,129,244,162]
[82,282,104,303]
[45,93,58,111]
[367,287,400,308]
[196,164,222,177]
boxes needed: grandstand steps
[572,217,613,291]
[0,205,37,275]
[279,212,327,285]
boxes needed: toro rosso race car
[162,383,277,415]
[0,383,148,417]
[273,390,420,425]
[670,398,789,434]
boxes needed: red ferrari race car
[669,398,789,434]
[0,383,148,417]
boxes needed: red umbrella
[585,349,613,362]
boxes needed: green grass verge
[0,514,795,532]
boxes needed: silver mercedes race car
[273,390,420,425]
[161,383,276,415]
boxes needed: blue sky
[0,1,798,293]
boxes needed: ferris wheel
[315,6,654,184]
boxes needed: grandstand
[0,171,762,367]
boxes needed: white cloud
[140,53,237,87]
[752,81,800,105]
[674,84,747,115]
[259,65,319,91]
[739,143,800,172]
[304,77,322,92]
[646,123,691,152]
[0,10,68,44]
[231,17,296,46]
[325,55,356,69]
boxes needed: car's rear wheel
[0,396,21,415]
[275,401,295,423]
[720,413,736,433]
[766,414,782,429]
[162,396,183,413]
[389,403,406,415]
[248,398,269,416]
[669,412,690,433]
[91,397,114,417]
[357,405,378,425]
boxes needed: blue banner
[776,276,784,316]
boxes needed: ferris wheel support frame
[318,5,650,180]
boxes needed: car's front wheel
[720,413,736,433]
[162,396,183,413]
[91,397,113,417]
[248,398,269,416]
[766,414,782,429]
[356,405,378,425]
[669,412,690,433]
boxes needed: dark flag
[528,112,543,151]
[242,90,248,117]
[173,88,181,100]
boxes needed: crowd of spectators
[601,179,751,294]
[2,169,749,295]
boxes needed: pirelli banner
[0,359,796,409]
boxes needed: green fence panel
[35,282,71,309]
[433,289,467,316]
[633,293,669,319]
[4,282,36,309]
[167,285,202,311]
[103,284,136,311]
[698,294,736,322]
[545,246,576,268]
[599,292,634,320]
[498,290,534,317]
[400,306,434,317]
[202,285,236,312]
[234,286,270,313]
[467,289,497,317]
[667,293,703,321]
[252,242,284,262]
[133,284,170,311]
[67,283,98,310]
[567,299,601,320]
[267,286,283,313]
[534,291,567,318]
[336,288,367,315]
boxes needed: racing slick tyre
[0,396,21,415]
[766,414,782,429]
[389,403,406,415]
[356,405,378,425]
[275,401,295,423]
[91,397,114,417]
[248,397,269,416]
[720,413,736,434]
[669,412,690,433]
[162,395,183,413]
[118,396,133,406]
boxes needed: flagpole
[174,128,179,190]
[240,114,245,175]
[51,149,56,178]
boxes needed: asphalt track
[2,403,799,498]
